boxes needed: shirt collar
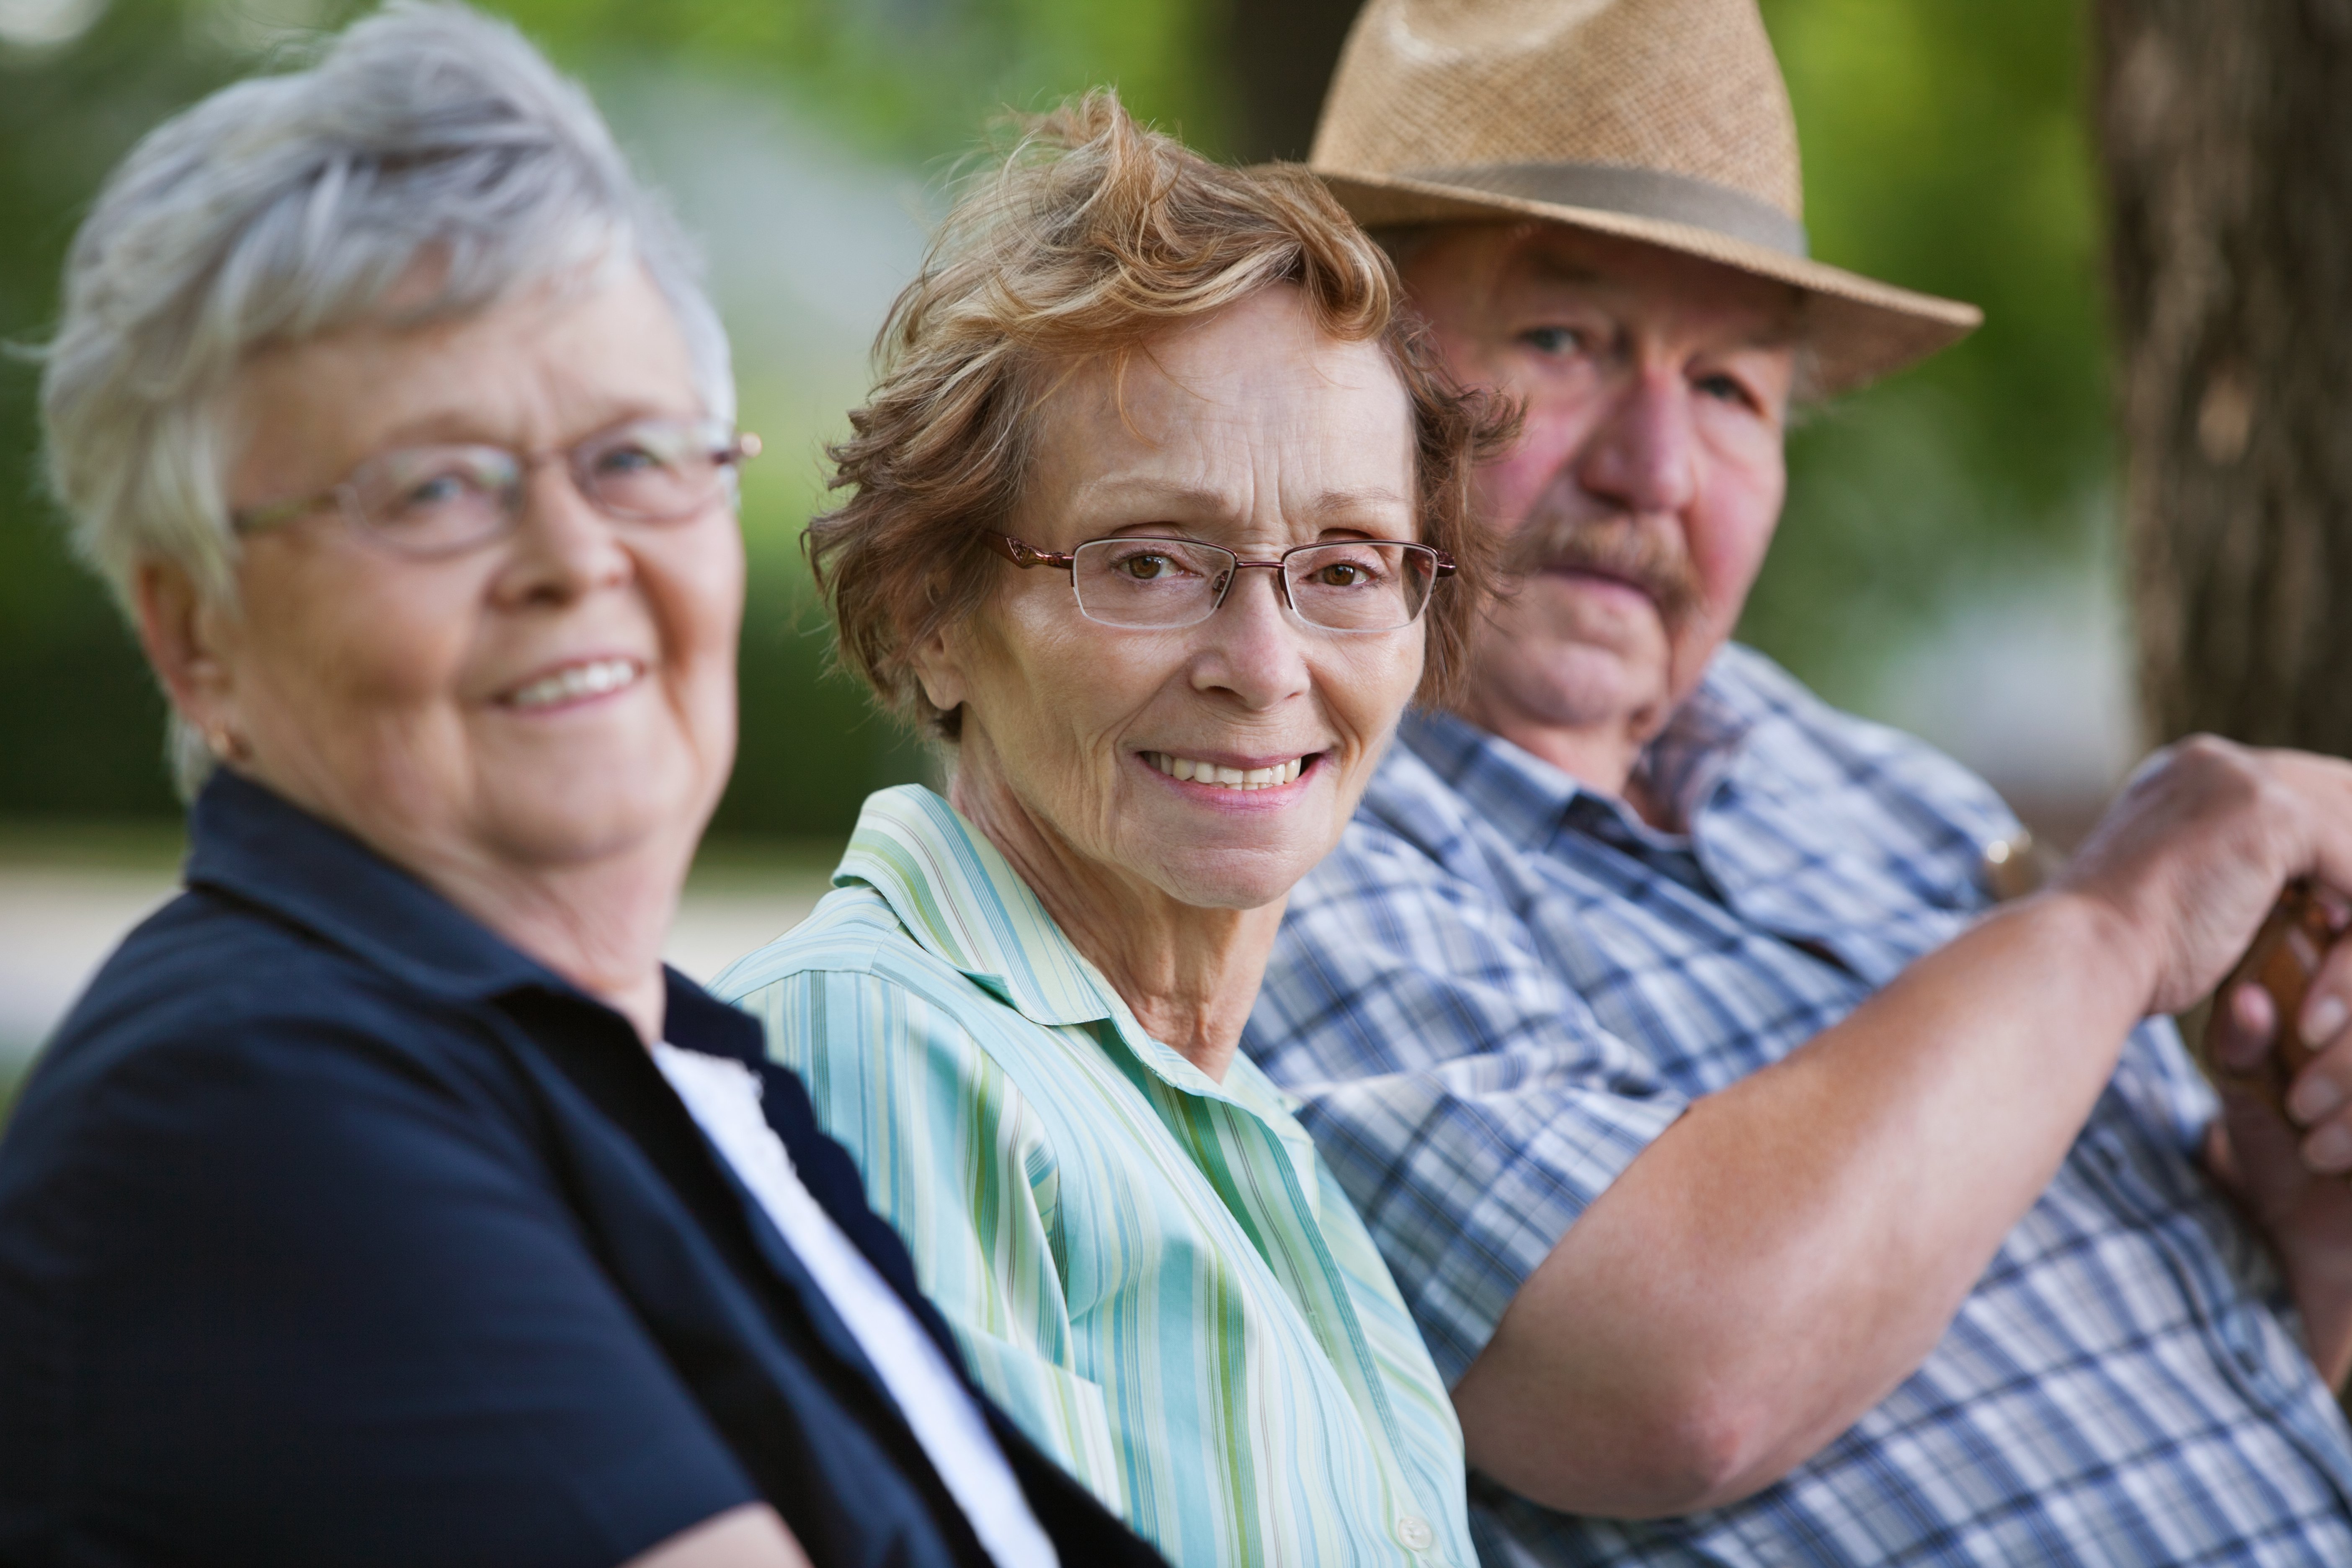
[833,786,1284,1109]
[183,769,757,1055]
[1398,650,1764,848]
[833,785,1119,1029]
[186,769,561,1001]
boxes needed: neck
[946,758,1278,1083]
[1455,696,1678,830]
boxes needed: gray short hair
[38,1,731,792]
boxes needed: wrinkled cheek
[1473,456,1552,533]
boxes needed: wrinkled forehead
[1400,220,1806,349]
[1017,292,1417,539]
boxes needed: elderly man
[1245,1,2352,1563]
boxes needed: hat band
[1402,161,1810,258]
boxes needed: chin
[1482,635,1672,731]
[481,762,703,869]
[1143,840,1320,912]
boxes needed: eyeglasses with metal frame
[229,416,762,558]
[985,531,1455,634]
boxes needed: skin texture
[134,266,799,1568]
[138,266,741,1045]
[626,1504,811,1568]
[1402,223,2352,1517]
[913,285,1426,1079]
[1403,225,1795,822]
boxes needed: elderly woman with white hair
[0,9,1166,1568]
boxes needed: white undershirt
[651,1042,1059,1568]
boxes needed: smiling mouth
[1145,752,1308,791]
[502,658,643,710]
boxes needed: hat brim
[1315,167,1981,396]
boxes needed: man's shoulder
[1288,736,1516,927]
[1706,643,2020,841]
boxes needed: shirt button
[1981,832,2043,901]
[1395,1513,1435,1552]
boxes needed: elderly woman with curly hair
[0,10,1171,1568]
[716,96,1513,1567]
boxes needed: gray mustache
[1505,511,1704,631]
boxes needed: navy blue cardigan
[0,771,1161,1568]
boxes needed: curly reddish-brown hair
[810,89,1517,738]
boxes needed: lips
[500,657,643,710]
[1544,564,1650,594]
[1143,752,1310,791]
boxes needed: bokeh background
[0,0,2122,1092]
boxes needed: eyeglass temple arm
[231,488,342,537]
[985,533,1078,571]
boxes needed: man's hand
[2207,952,2352,1386]
[2058,736,2352,1017]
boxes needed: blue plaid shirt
[1246,644,2352,1566]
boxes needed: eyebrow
[1519,252,1607,289]
[1741,312,1805,351]
[1510,251,1805,352]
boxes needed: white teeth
[1146,753,1307,790]
[508,658,640,709]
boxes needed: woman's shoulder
[714,881,1031,1025]
[716,887,1069,1167]
[46,883,419,1060]
[714,881,910,989]
[13,885,515,1173]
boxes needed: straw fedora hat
[1309,0,1981,393]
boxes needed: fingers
[2299,926,2352,1054]
[2287,1000,2352,1174]
[2210,979,2278,1074]
[2259,748,2352,908]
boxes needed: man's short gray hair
[39,1,731,790]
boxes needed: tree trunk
[2096,0,2352,752]
[1220,0,1362,162]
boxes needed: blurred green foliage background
[0,0,2111,836]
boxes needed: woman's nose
[1573,371,1699,517]
[493,465,633,604]
[1191,565,1311,708]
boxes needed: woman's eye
[1310,562,1371,587]
[1117,553,1175,580]
[400,472,476,511]
[593,442,663,475]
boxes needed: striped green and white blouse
[714,786,1473,1568]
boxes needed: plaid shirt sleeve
[1247,768,1687,1386]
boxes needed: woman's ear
[134,558,245,754]
[908,620,970,719]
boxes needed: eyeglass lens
[345,418,741,555]
[1070,538,1438,631]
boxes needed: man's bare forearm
[1451,888,2157,1518]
